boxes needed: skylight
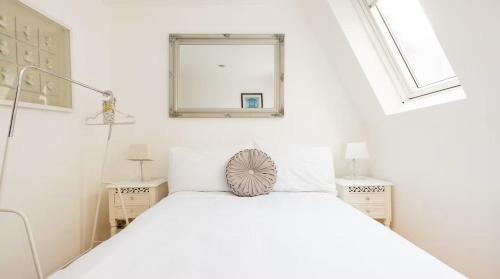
[363,0,460,100]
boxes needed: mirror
[169,34,284,118]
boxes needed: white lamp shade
[127,144,152,161]
[345,142,369,159]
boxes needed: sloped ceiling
[302,0,500,126]
[299,0,384,125]
[302,0,500,277]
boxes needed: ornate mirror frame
[169,34,285,118]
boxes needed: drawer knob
[366,209,371,213]
[0,16,7,29]
[45,58,54,69]
[44,36,53,48]
[23,25,32,40]
[0,67,7,81]
[365,197,370,201]
[24,50,35,63]
[25,74,34,85]
[42,82,55,94]
[0,41,10,56]
[130,196,134,200]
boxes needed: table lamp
[127,144,152,181]
[345,142,369,179]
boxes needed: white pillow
[168,144,252,193]
[255,143,336,193]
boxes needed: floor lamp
[0,65,117,279]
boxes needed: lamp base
[129,159,152,182]
[139,161,144,182]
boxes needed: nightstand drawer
[353,204,386,218]
[346,193,385,204]
[107,179,168,237]
[337,178,392,227]
[113,193,150,206]
[113,205,148,219]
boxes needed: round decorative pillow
[225,149,277,197]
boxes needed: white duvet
[50,192,465,279]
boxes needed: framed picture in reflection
[241,93,263,109]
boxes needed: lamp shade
[345,142,369,159]
[127,144,152,161]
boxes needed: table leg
[110,220,117,236]
[384,219,391,228]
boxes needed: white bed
[50,191,465,279]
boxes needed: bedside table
[336,177,392,227]
[107,178,168,236]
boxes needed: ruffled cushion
[225,149,277,197]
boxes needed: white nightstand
[336,177,392,227]
[107,178,168,236]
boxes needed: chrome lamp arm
[8,65,116,137]
[0,65,116,279]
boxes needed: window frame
[356,0,460,101]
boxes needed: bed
[51,191,464,279]
[50,144,465,278]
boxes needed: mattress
[50,192,465,279]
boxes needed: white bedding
[50,192,465,279]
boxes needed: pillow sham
[168,144,252,193]
[225,149,277,197]
[254,142,336,193]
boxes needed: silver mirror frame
[169,34,285,118]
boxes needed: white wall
[35,0,500,278]
[0,0,367,277]
[368,1,500,277]
[306,0,500,277]
[104,0,367,184]
[0,1,112,278]
[3,0,497,278]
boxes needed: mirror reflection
[179,44,275,109]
